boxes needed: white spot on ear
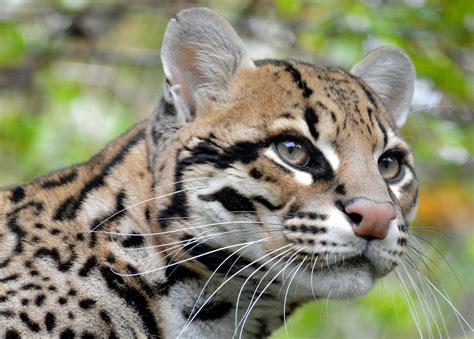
[264,148,313,186]
[316,139,339,171]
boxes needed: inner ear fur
[160,7,255,123]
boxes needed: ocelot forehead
[222,60,399,152]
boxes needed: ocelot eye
[378,153,402,181]
[275,140,310,167]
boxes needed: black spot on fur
[41,170,78,189]
[78,256,98,277]
[9,186,25,203]
[100,310,111,323]
[21,283,42,291]
[0,310,14,318]
[20,312,41,332]
[249,168,262,179]
[79,298,96,309]
[59,328,75,339]
[335,184,346,195]
[0,274,19,283]
[34,223,45,229]
[35,294,46,306]
[199,187,255,213]
[121,232,144,248]
[50,228,61,235]
[81,332,96,339]
[5,329,21,339]
[44,312,56,332]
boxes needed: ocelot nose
[344,198,396,240]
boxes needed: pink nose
[345,199,396,240]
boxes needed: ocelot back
[0,7,418,338]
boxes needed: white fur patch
[390,166,413,199]
[264,148,313,186]
[315,139,340,170]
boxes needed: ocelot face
[152,8,417,300]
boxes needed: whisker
[233,247,293,331]
[179,243,292,338]
[400,260,434,338]
[236,248,304,338]
[394,268,424,338]
[408,104,457,115]
[90,220,284,237]
[418,271,473,332]
[111,235,276,277]
[89,183,206,232]
[119,226,285,253]
[407,259,446,339]
[187,241,290,328]
[409,235,465,291]
[283,255,307,336]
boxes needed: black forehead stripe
[255,59,313,98]
[284,63,313,98]
[304,107,319,140]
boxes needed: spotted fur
[0,8,418,338]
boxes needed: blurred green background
[0,0,472,338]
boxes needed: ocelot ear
[350,47,416,128]
[160,7,255,124]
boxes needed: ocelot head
[147,8,418,299]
